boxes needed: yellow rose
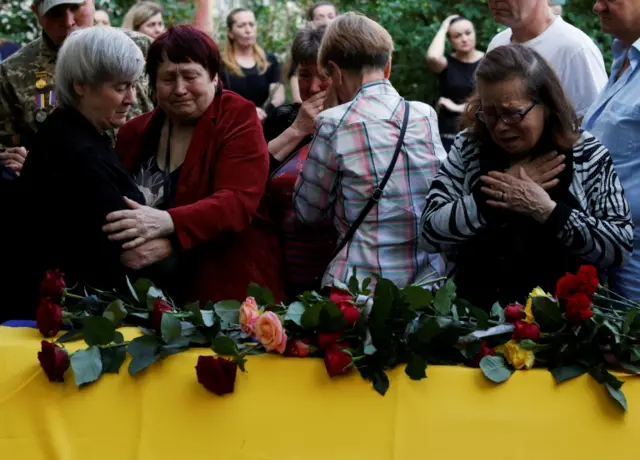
[501,340,535,370]
[524,299,535,324]
[529,287,550,297]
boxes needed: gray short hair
[55,27,145,109]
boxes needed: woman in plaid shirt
[293,13,447,289]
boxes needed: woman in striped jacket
[420,45,633,309]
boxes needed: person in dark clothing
[221,8,284,122]
[6,27,169,320]
[0,39,20,62]
[426,15,484,152]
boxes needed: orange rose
[239,297,260,337]
[254,312,287,354]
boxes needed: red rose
[565,293,593,323]
[339,304,360,325]
[323,344,353,377]
[38,340,70,382]
[151,298,173,331]
[504,304,524,323]
[39,269,66,301]
[36,298,63,338]
[576,265,599,296]
[513,321,541,341]
[195,356,237,396]
[317,331,342,350]
[285,338,312,357]
[329,287,353,305]
[470,340,496,367]
[556,273,579,300]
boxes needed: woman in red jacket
[103,25,284,305]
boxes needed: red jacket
[116,90,284,304]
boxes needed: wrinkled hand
[120,238,173,270]
[256,107,268,122]
[291,90,326,136]
[103,197,175,249]
[0,146,28,174]
[505,151,565,190]
[438,97,458,112]
[480,167,557,223]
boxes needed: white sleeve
[557,47,608,118]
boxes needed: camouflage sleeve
[0,63,22,147]
[122,30,154,118]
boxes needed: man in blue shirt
[583,0,640,300]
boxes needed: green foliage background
[0,0,612,105]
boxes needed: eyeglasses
[475,103,537,125]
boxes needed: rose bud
[504,304,525,323]
[38,341,70,382]
[36,297,63,338]
[324,344,353,377]
[39,269,66,301]
[151,298,173,331]
[329,287,353,305]
[513,321,541,341]
[339,304,360,325]
[195,356,237,396]
[285,338,312,358]
[470,340,496,367]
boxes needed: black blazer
[15,107,145,309]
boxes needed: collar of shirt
[611,38,640,74]
[352,79,399,101]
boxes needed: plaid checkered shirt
[294,80,447,289]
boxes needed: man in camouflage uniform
[0,0,154,174]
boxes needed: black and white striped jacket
[420,130,633,270]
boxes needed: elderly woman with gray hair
[16,26,168,305]
[293,12,447,289]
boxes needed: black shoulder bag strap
[330,101,411,261]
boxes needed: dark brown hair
[461,44,578,149]
[306,2,337,22]
[291,24,326,66]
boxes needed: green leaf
[479,356,514,383]
[160,314,183,344]
[184,301,204,326]
[468,305,489,330]
[604,320,622,344]
[247,283,275,306]
[416,317,441,344]
[531,296,564,331]
[622,309,637,335]
[126,276,139,302]
[301,303,322,329]
[402,286,434,311]
[132,278,154,306]
[70,346,103,386]
[348,267,359,295]
[619,362,640,374]
[550,365,587,383]
[55,329,83,344]
[364,343,377,356]
[213,300,241,329]
[319,301,348,330]
[127,335,161,376]
[372,368,390,396]
[101,346,127,374]
[284,301,306,326]
[606,384,628,412]
[434,278,456,315]
[234,354,248,373]
[83,316,116,347]
[146,286,165,309]
[490,302,505,322]
[113,331,125,344]
[212,336,238,356]
[201,310,216,328]
[362,278,372,295]
[371,277,396,327]
[405,355,428,380]
[103,299,127,325]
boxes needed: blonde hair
[122,1,163,32]
[222,8,270,77]
[318,12,393,75]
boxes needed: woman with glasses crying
[419,45,633,309]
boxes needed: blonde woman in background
[221,8,284,122]
[122,0,214,40]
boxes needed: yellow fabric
[1,326,638,460]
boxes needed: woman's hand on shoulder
[103,197,175,249]
[480,167,557,223]
[291,90,326,136]
[120,238,173,270]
